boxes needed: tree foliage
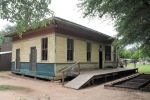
[0,25,15,45]
[119,49,131,59]
[79,0,150,57]
[0,0,54,36]
[0,33,4,45]
[119,47,143,59]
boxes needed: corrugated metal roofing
[0,51,12,55]
[5,17,115,43]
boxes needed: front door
[30,47,37,72]
[99,48,103,69]
[16,49,20,71]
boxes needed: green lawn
[127,63,150,74]
[0,85,29,91]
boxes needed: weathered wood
[104,73,140,87]
[61,62,80,86]
[65,68,137,89]
[62,72,65,86]
[78,63,80,75]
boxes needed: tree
[0,33,4,45]
[129,47,142,59]
[0,25,16,45]
[119,49,131,58]
[118,46,142,59]
[79,0,150,57]
[0,0,54,36]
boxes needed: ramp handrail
[61,62,80,85]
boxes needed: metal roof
[5,17,115,44]
[0,51,12,55]
[54,17,114,44]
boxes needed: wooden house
[7,17,117,80]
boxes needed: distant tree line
[119,47,149,60]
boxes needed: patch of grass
[0,76,11,80]
[127,63,150,74]
[0,85,29,91]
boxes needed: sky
[0,0,117,37]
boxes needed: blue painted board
[11,62,55,79]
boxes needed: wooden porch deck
[64,68,138,89]
[80,68,138,75]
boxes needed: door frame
[16,49,20,71]
[30,47,37,72]
[99,47,103,69]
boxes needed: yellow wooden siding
[12,43,15,62]
[111,46,114,62]
[91,43,99,62]
[55,36,67,63]
[12,34,55,63]
[11,32,114,67]
[48,34,55,63]
[55,35,101,63]
[74,39,86,62]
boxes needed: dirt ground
[0,72,149,100]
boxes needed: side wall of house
[55,34,101,63]
[11,34,55,79]
[11,32,116,80]
[54,33,114,79]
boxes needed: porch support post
[62,72,65,86]
[78,63,80,75]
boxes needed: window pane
[67,39,74,61]
[87,43,91,61]
[105,46,111,61]
[41,38,48,60]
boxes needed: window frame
[67,38,74,61]
[87,42,91,62]
[105,45,111,61]
[41,37,48,61]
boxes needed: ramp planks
[64,74,94,89]
[64,68,137,89]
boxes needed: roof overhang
[5,17,115,44]
[0,51,12,55]
[54,17,114,44]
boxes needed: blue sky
[0,0,117,37]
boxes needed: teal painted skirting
[11,62,55,80]
[11,62,15,71]
[36,63,54,76]
[20,63,30,73]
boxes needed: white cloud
[49,0,117,37]
[0,19,11,30]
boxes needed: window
[67,38,74,61]
[41,37,48,60]
[87,43,91,61]
[105,46,111,61]
[113,47,117,62]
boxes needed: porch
[64,68,138,89]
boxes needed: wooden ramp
[114,74,150,89]
[105,73,150,92]
[64,68,138,90]
[64,73,94,89]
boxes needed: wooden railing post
[62,71,65,86]
[78,63,80,75]
[61,62,80,86]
